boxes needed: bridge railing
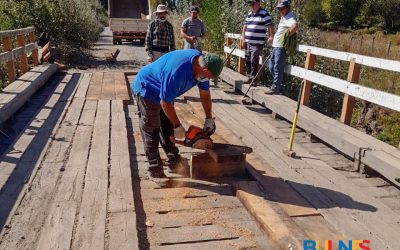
[224,33,400,125]
[0,27,39,83]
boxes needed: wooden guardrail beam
[300,49,316,106]
[1,37,16,82]
[340,59,361,125]
[0,27,35,39]
[0,27,39,85]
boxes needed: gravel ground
[87,27,148,71]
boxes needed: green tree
[304,0,325,27]
[322,0,363,27]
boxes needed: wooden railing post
[17,34,29,73]
[340,58,361,125]
[225,37,232,66]
[2,37,16,82]
[29,31,39,65]
[238,39,245,74]
[300,49,316,106]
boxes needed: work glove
[173,124,186,139]
[203,118,216,135]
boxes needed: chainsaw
[170,125,252,154]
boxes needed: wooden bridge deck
[0,69,399,249]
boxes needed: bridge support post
[17,34,29,74]
[340,58,361,125]
[300,49,315,106]
[2,37,16,82]
[29,32,39,66]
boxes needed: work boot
[165,155,182,173]
[147,167,169,187]
[265,87,280,95]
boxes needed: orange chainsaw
[170,125,252,154]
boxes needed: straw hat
[154,4,169,14]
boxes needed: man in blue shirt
[132,49,223,182]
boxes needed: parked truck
[108,0,151,45]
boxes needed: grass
[317,30,400,147]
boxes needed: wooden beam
[238,41,245,74]
[28,32,39,65]
[340,59,361,125]
[190,152,245,179]
[297,44,400,73]
[17,34,29,73]
[2,37,16,82]
[0,27,35,39]
[225,37,232,66]
[285,65,400,113]
[300,50,316,106]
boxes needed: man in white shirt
[266,0,297,94]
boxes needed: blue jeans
[268,47,286,92]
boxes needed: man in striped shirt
[241,0,274,85]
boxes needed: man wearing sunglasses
[241,0,274,86]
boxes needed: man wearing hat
[131,49,223,183]
[180,5,206,51]
[241,0,274,85]
[145,4,175,63]
[266,0,297,95]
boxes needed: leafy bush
[0,0,105,62]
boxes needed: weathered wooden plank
[143,196,242,214]
[108,211,139,250]
[235,181,307,249]
[72,100,110,250]
[36,99,97,250]
[74,73,92,98]
[0,73,74,190]
[191,153,245,179]
[208,89,398,249]
[0,74,84,248]
[185,90,319,217]
[231,80,400,189]
[36,201,77,250]
[0,64,58,123]
[109,100,135,213]
[86,71,103,100]
[101,72,115,100]
[151,224,240,246]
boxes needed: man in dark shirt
[145,4,175,63]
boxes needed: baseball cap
[276,0,290,8]
[190,5,199,13]
[204,53,223,81]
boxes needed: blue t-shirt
[132,49,209,103]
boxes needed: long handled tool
[241,53,272,105]
[283,80,305,158]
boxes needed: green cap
[204,53,223,80]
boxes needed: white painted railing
[224,32,400,117]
